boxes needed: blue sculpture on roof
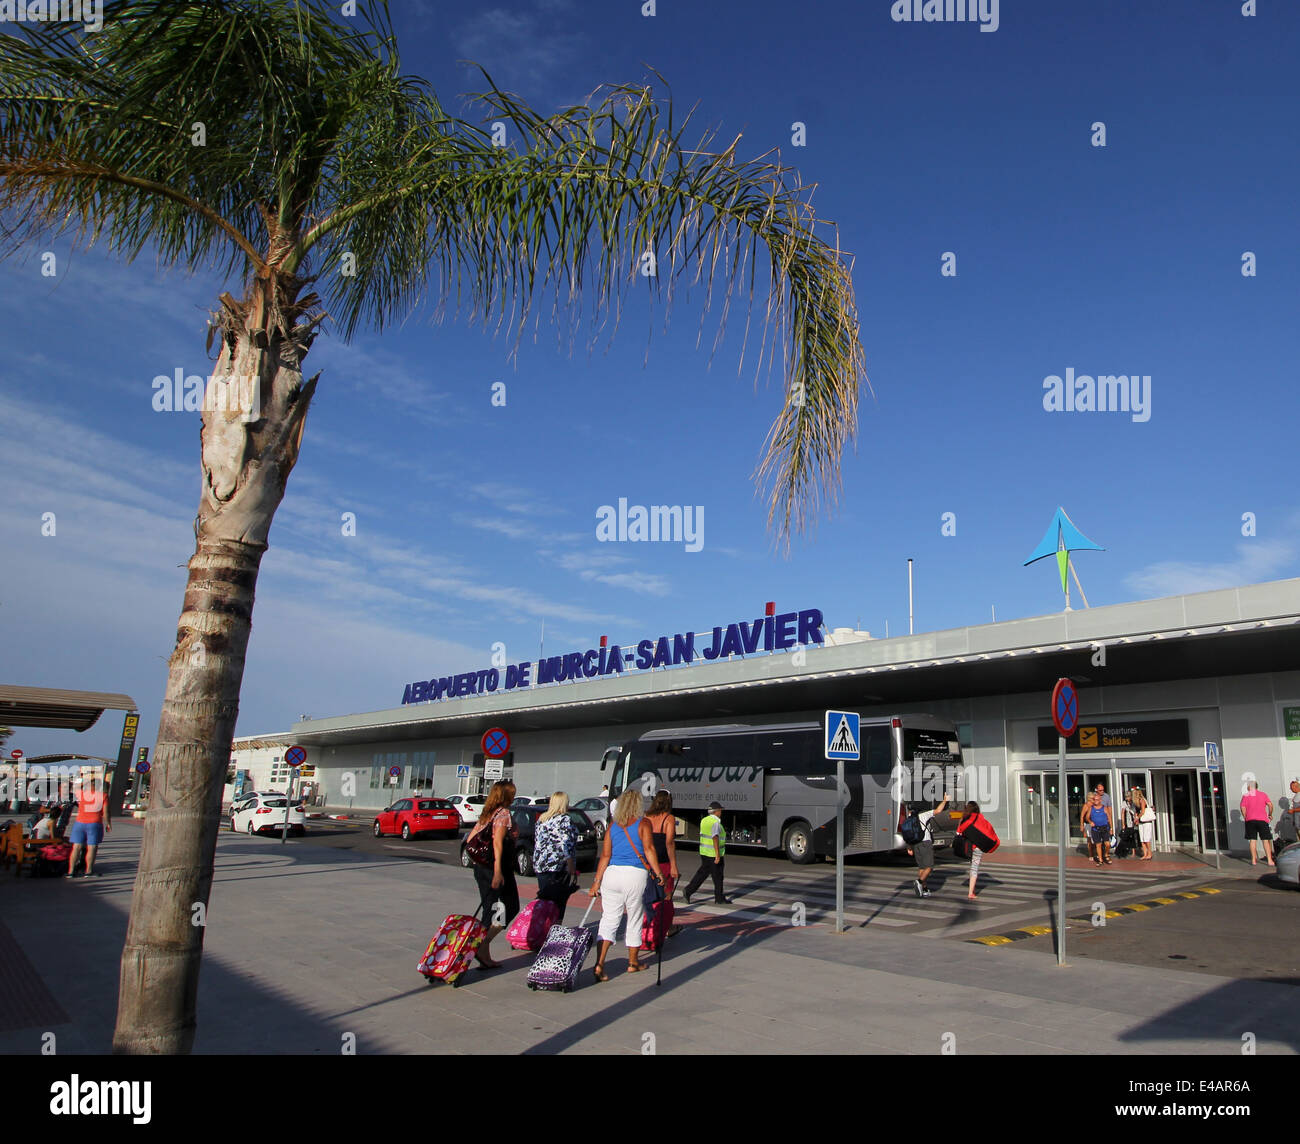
[1025,507,1105,608]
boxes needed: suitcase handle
[578,893,599,928]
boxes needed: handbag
[952,833,972,860]
[465,816,496,867]
[620,823,665,906]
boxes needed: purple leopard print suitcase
[526,898,597,992]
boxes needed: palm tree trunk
[113,277,319,1053]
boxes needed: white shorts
[1139,821,1154,843]
[596,865,648,948]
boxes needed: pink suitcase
[506,898,560,951]
[418,910,486,986]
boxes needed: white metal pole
[908,558,914,636]
[282,768,292,845]
[1208,768,1222,872]
[1057,735,1067,965]
[836,754,845,934]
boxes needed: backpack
[900,811,926,845]
[959,813,1000,854]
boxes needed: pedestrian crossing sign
[825,711,860,761]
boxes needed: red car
[373,798,460,840]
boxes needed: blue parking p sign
[825,711,860,760]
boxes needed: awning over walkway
[0,685,138,732]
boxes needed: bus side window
[758,731,820,776]
[860,727,892,774]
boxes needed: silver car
[572,796,611,840]
[1274,841,1299,889]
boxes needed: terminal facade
[232,579,1300,857]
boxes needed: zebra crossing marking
[683,863,1193,931]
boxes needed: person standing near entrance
[682,801,729,905]
[1117,791,1141,859]
[1133,787,1155,859]
[1240,780,1275,867]
[67,776,110,878]
[1080,790,1113,865]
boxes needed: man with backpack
[902,793,949,898]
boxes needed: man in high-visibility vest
[682,801,731,905]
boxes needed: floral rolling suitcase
[418,907,485,986]
[526,898,597,992]
[506,898,560,951]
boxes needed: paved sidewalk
[0,821,1295,1055]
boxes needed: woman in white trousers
[588,788,664,981]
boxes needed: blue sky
[2,0,1298,761]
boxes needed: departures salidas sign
[400,606,826,706]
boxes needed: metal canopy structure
[0,685,138,732]
[288,579,1300,748]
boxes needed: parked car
[230,792,306,836]
[511,795,550,808]
[571,796,611,840]
[459,806,598,876]
[1274,840,1299,889]
[445,794,486,826]
[373,797,460,840]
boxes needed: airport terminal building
[232,579,1300,857]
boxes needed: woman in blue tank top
[1080,791,1113,866]
[588,789,665,981]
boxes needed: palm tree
[0,0,866,1053]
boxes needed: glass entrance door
[1163,771,1198,847]
[1198,772,1227,851]
[1020,774,1045,844]
[1066,772,1088,842]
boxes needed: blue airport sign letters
[399,606,825,705]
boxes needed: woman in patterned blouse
[533,792,579,922]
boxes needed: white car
[445,794,486,826]
[230,791,305,836]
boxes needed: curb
[966,886,1223,946]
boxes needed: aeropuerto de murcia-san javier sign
[400,607,826,705]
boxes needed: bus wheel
[783,821,816,865]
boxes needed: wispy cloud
[579,568,671,596]
[1124,534,1298,598]
[0,396,640,644]
[308,337,464,424]
[454,1,587,98]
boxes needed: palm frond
[307,72,866,542]
[0,2,866,543]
